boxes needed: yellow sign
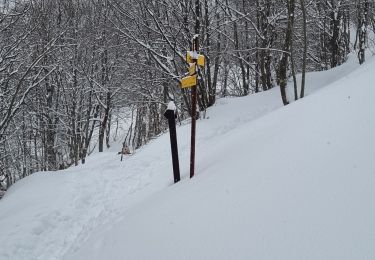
[186,52,205,67]
[189,63,196,76]
[186,52,193,63]
[197,54,205,67]
[180,75,197,88]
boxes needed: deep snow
[1,53,374,260]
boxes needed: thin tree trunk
[277,0,295,106]
[300,0,307,98]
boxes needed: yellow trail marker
[186,51,205,67]
[189,63,196,76]
[180,74,197,88]
[197,54,205,67]
[186,51,194,63]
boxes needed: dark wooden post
[190,0,200,179]
[164,102,180,183]
[190,63,197,179]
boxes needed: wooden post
[164,102,181,183]
[190,0,200,179]
[190,44,199,178]
[190,74,197,179]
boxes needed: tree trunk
[277,0,295,106]
[300,0,307,98]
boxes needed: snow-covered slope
[1,54,375,260]
[286,54,361,99]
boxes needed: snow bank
[67,57,375,259]
[1,54,374,260]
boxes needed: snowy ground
[0,54,375,260]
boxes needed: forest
[1,0,374,197]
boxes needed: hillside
[1,54,375,260]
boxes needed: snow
[167,101,176,111]
[286,53,360,99]
[1,54,375,260]
[188,50,199,59]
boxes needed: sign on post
[186,51,194,63]
[179,36,205,178]
[186,51,205,67]
[189,63,196,76]
[197,54,205,67]
[180,74,197,89]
